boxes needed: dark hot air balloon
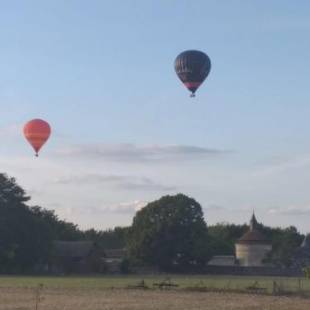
[174,50,211,97]
[23,119,51,157]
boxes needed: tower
[235,213,272,267]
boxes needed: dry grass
[1,275,310,293]
[0,287,310,310]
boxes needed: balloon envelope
[174,50,211,96]
[23,119,51,156]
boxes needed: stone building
[235,213,272,266]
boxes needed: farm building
[235,213,272,267]
[48,241,105,274]
[48,241,127,274]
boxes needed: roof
[52,241,96,258]
[237,229,271,245]
[236,212,271,245]
[250,212,258,230]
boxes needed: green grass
[0,275,309,294]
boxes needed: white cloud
[268,206,310,216]
[55,143,229,162]
[53,173,175,191]
[103,200,147,213]
[74,200,147,215]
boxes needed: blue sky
[0,1,310,232]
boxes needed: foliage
[83,226,129,249]
[208,223,248,255]
[261,225,303,267]
[127,194,211,271]
[0,173,30,205]
[0,173,81,273]
[208,221,303,267]
[0,172,131,273]
[0,171,306,273]
[0,173,52,272]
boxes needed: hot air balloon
[23,119,51,157]
[174,50,211,97]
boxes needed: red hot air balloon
[23,119,51,157]
[174,50,211,97]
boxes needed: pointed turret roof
[250,212,258,231]
[237,212,271,245]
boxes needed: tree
[262,226,304,267]
[0,173,85,273]
[208,223,248,255]
[31,206,82,241]
[0,173,52,272]
[208,221,304,267]
[127,194,210,271]
[0,173,30,205]
[83,226,129,249]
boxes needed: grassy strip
[0,275,309,295]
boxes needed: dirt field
[0,287,310,310]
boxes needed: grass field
[0,274,310,293]
[1,287,310,310]
[0,275,310,310]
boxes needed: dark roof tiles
[237,229,271,245]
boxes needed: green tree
[262,226,303,267]
[208,223,248,255]
[0,173,85,273]
[83,226,129,249]
[0,173,52,272]
[31,206,82,241]
[128,194,210,271]
[208,221,303,267]
[0,173,30,205]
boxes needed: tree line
[0,173,304,273]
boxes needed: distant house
[49,241,105,274]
